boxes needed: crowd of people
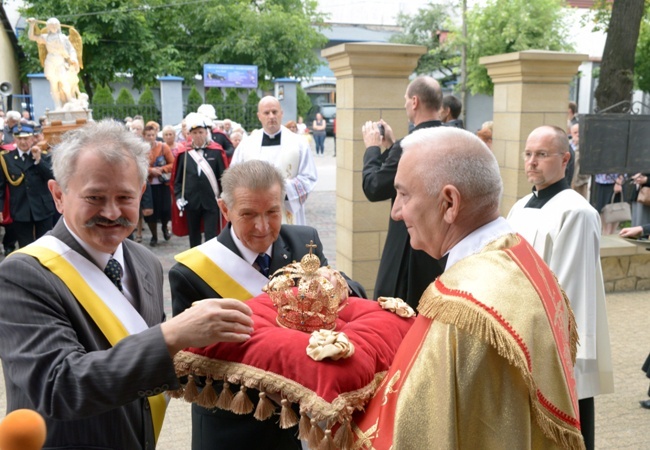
[0,78,642,450]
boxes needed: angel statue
[27,17,84,110]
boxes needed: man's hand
[176,198,188,211]
[149,167,163,177]
[161,298,254,356]
[317,266,351,294]
[620,226,644,239]
[362,121,383,149]
[30,145,42,164]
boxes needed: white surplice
[231,125,317,225]
[508,188,614,399]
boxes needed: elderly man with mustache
[0,120,254,449]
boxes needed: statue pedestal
[42,119,89,147]
[46,108,93,124]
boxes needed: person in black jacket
[361,76,446,308]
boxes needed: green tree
[91,84,114,120]
[206,88,225,119]
[636,15,650,94]
[137,86,159,123]
[390,3,457,86]
[244,90,261,131]
[19,0,327,97]
[461,0,572,95]
[187,86,203,115]
[297,84,313,120]
[224,89,244,125]
[115,87,137,119]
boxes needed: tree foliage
[18,0,327,96]
[91,84,114,120]
[224,89,245,124]
[461,0,572,95]
[389,3,458,87]
[296,84,312,120]
[636,15,650,94]
[187,86,203,114]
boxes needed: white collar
[229,226,272,265]
[63,218,125,271]
[445,217,513,270]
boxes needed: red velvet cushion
[176,294,414,409]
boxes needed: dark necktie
[104,258,124,292]
[255,253,271,277]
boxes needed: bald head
[524,126,571,191]
[257,96,283,135]
[391,127,502,258]
[405,76,443,123]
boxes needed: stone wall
[601,235,650,292]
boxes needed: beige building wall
[0,25,20,107]
[480,50,588,215]
[322,42,426,298]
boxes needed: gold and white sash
[174,239,268,301]
[15,236,167,442]
[188,149,220,204]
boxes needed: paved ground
[1,137,649,448]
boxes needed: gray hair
[52,119,150,191]
[6,111,20,122]
[220,160,286,207]
[401,127,503,213]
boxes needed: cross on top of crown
[305,241,317,255]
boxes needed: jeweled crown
[263,241,348,333]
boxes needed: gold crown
[263,241,348,333]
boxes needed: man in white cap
[231,96,316,225]
[174,113,228,247]
[196,104,235,160]
[0,123,56,248]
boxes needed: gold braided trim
[555,274,579,365]
[418,293,584,450]
[173,351,386,425]
[0,153,24,187]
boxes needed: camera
[377,123,385,137]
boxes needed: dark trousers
[2,223,17,252]
[579,397,594,450]
[185,208,219,248]
[14,218,53,248]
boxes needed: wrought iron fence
[90,104,162,125]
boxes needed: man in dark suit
[174,113,228,248]
[361,76,446,308]
[0,123,56,248]
[170,159,366,450]
[0,120,254,449]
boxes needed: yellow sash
[16,244,167,442]
[174,240,267,301]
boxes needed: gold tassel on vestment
[230,385,254,414]
[333,419,353,450]
[167,386,184,399]
[279,398,298,428]
[183,374,199,402]
[308,418,325,449]
[254,391,276,421]
[216,381,234,410]
[298,411,312,440]
[532,401,586,450]
[561,286,580,365]
[317,428,335,450]
[195,377,218,408]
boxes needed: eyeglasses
[521,151,563,161]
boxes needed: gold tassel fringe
[279,398,298,428]
[216,381,234,410]
[333,419,353,450]
[308,418,324,449]
[183,374,199,402]
[230,386,254,414]
[195,377,218,408]
[254,391,276,421]
[167,386,184,399]
[298,411,312,440]
[317,428,335,450]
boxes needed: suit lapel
[270,231,292,273]
[122,241,156,323]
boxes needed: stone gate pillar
[480,50,588,215]
[322,43,426,297]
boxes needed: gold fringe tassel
[298,411,312,440]
[195,377,218,408]
[254,391,276,421]
[230,386,254,414]
[279,398,298,428]
[216,381,234,410]
[532,401,586,450]
[333,419,353,450]
[317,428,335,450]
[183,374,199,402]
[308,418,324,449]
[167,386,184,399]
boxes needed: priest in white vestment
[508,125,614,450]
[232,96,317,225]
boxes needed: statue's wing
[68,27,83,69]
[34,24,47,68]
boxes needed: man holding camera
[361,76,445,307]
